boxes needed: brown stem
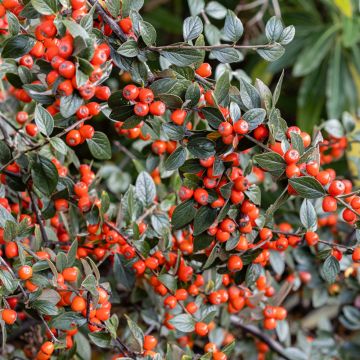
[0,256,28,301]
[87,0,127,42]
[0,118,86,173]
[148,43,276,51]
[231,316,291,360]
[27,186,49,245]
[39,314,59,343]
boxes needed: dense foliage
[0,0,359,359]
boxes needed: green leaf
[183,16,203,42]
[185,82,201,108]
[117,39,139,57]
[164,147,187,171]
[214,70,230,104]
[269,250,285,275]
[0,141,11,164]
[193,206,217,236]
[279,25,295,45]
[31,0,58,14]
[140,21,157,46]
[162,123,185,141]
[32,155,59,196]
[158,274,177,292]
[288,176,325,199]
[87,132,111,160]
[253,152,286,175]
[255,78,272,111]
[205,1,227,19]
[135,171,156,207]
[169,314,195,332]
[161,47,203,66]
[125,315,144,351]
[32,300,59,315]
[242,108,266,131]
[62,20,89,39]
[113,254,135,290]
[0,269,18,292]
[257,44,285,62]
[105,0,120,17]
[4,221,17,242]
[50,137,67,155]
[245,184,261,205]
[265,16,283,42]
[34,104,54,136]
[60,93,83,118]
[7,11,20,35]
[204,23,221,45]
[245,263,261,286]
[239,78,261,109]
[187,0,205,16]
[172,199,196,230]
[81,274,97,295]
[223,10,243,43]
[300,199,317,230]
[321,255,340,284]
[187,137,215,159]
[201,107,224,129]
[210,48,243,63]
[49,312,86,330]
[2,35,36,58]
[273,70,284,108]
[88,332,112,348]
[67,239,78,266]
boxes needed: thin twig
[148,43,276,51]
[87,0,127,42]
[231,316,292,360]
[0,256,28,300]
[0,117,87,173]
[27,186,50,245]
[39,314,59,343]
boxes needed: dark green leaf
[187,137,215,159]
[169,314,195,332]
[193,206,217,236]
[140,21,157,46]
[171,199,196,230]
[243,108,266,131]
[34,104,54,136]
[288,176,325,199]
[87,132,111,160]
[32,155,59,196]
[321,255,340,284]
[164,147,187,171]
[2,35,36,58]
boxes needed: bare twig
[231,316,291,360]
[0,256,28,300]
[0,117,87,173]
[39,314,59,343]
[148,43,276,52]
[87,0,127,42]
[27,186,49,245]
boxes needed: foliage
[0,0,358,360]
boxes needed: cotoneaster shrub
[0,0,359,359]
